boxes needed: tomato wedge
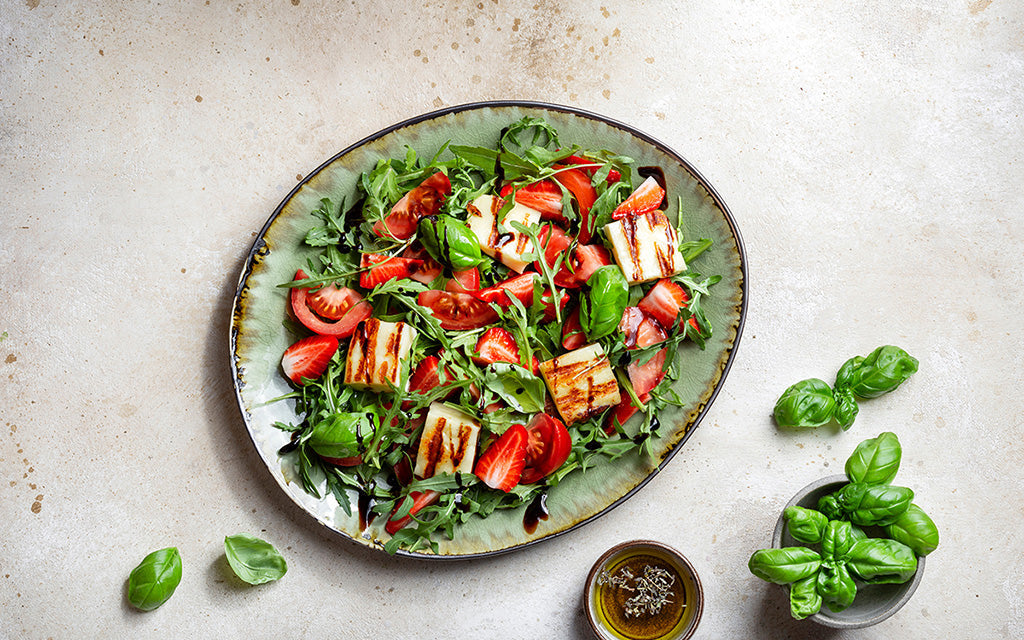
[571,244,612,284]
[418,290,499,330]
[561,307,586,351]
[565,154,621,183]
[445,267,480,293]
[373,171,451,240]
[612,175,665,220]
[403,244,443,284]
[520,413,572,484]
[605,392,649,434]
[290,269,372,337]
[535,224,578,288]
[306,283,363,320]
[552,166,597,243]
[475,273,538,307]
[500,180,565,223]
[385,490,440,534]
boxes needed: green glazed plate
[230,101,747,558]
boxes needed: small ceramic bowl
[584,540,704,640]
[773,475,926,629]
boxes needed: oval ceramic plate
[230,101,747,558]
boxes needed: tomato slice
[359,253,423,289]
[535,224,578,288]
[385,490,440,534]
[561,307,586,351]
[290,269,372,337]
[418,290,499,330]
[564,154,621,183]
[373,171,451,240]
[604,392,649,434]
[520,413,572,484]
[444,267,480,293]
[552,166,597,243]
[403,244,443,284]
[571,244,612,284]
[475,273,538,307]
[306,283,363,320]
[612,176,665,220]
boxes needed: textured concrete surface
[1,1,1022,638]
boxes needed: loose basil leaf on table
[748,547,822,584]
[783,506,828,545]
[845,431,902,485]
[816,560,858,613]
[224,533,288,585]
[309,412,376,460]
[846,538,918,584]
[835,345,919,399]
[127,547,182,611]
[884,503,940,556]
[832,388,859,430]
[580,265,628,341]
[772,378,836,428]
[417,215,483,270]
[789,574,823,620]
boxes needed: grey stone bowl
[772,475,925,629]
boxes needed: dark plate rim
[229,100,749,560]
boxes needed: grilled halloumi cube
[539,344,621,425]
[603,211,686,284]
[414,402,482,478]
[466,194,541,273]
[344,318,417,392]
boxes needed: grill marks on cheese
[414,403,481,478]
[539,344,622,425]
[344,318,416,392]
[604,211,686,284]
[466,194,541,273]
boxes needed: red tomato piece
[474,424,528,492]
[418,290,499,330]
[444,267,480,293]
[562,307,587,351]
[619,306,668,350]
[385,490,441,534]
[321,454,363,467]
[604,392,649,434]
[571,244,612,284]
[564,155,621,183]
[359,253,423,289]
[475,272,538,307]
[373,171,451,240]
[519,413,572,484]
[305,283,362,320]
[403,244,443,284]
[290,269,373,337]
[638,278,699,332]
[535,224,578,288]
[280,334,339,385]
[627,347,668,397]
[500,180,565,223]
[612,176,666,220]
[540,288,570,323]
[552,166,597,243]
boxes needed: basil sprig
[127,547,182,611]
[417,215,483,270]
[580,265,628,341]
[224,534,288,585]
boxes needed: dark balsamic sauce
[523,492,549,534]
[358,492,377,531]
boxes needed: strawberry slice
[281,334,339,385]
[444,267,480,293]
[409,355,445,395]
[385,490,440,534]
[474,327,520,366]
[474,423,528,492]
[571,244,612,284]
[306,283,363,320]
[359,253,423,289]
[475,273,538,307]
[628,347,668,397]
[500,180,565,223]
[638,279,699,332]
[605,392,649,434]
[612,176,666,220]
[619,307,668,350]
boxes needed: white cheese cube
[603,211,686,284]
[466,194,541,273]
[539,343,621,425]
[344,318,417,392]
[414,402,482,478]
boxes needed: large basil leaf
[127,547,182,611]
[822,520,857,562]
[482,363,546,413]
[846,484,914,527]
[417,215,483,270]
[835,345,919,399]
[309,412,374,459]
[224,533,288,585]
[772,378,836,428]
[748,547,822,585]
[789,574,823,620]
[832,388,859,430]
[885,503,939,556]
[846,538,918,584]
[581,265,628,341]
[845,431,902,485]
[817,560,857,613]
[783,506,828,545]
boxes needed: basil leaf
[783,506,828,545]
[309,412,374,460]
[845,431,902,485]
[816,560,857,613]
[581,265,629,341]
[884,504,939,556]
[846,538,918,584]
[418,216,483,270]
[833,388,859,430]
[748,547,822,585]
[224,533,288,585]
[482,363,546,413]
[822,520,858,562]
[838,483,915,526]
[835,345,919,399]
[773,378,836,428]
[789,574,822,620]
[127,547,182,611]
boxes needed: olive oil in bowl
[585,541,704,640]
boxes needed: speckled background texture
[1,1,1022,638]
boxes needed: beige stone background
[2,1,1023,638]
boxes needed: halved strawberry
[628,347,668,397]
[612,176,666,219]
[409,355,445,395]
[619,307,668,350]
[562,307,586,351]
[373,171,451,240]
[385,490,440,534]
[638,279,698,332]
[500,180,565,223]
[281,334,339,385]
[359,253,423,289]
[571,244,612,284]
[306,283,362,320]
[475,272,538,307]
[474,327,520,366]
[445,267,480,293]
[474,423,528,492]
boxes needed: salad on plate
[272,117,720,554]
